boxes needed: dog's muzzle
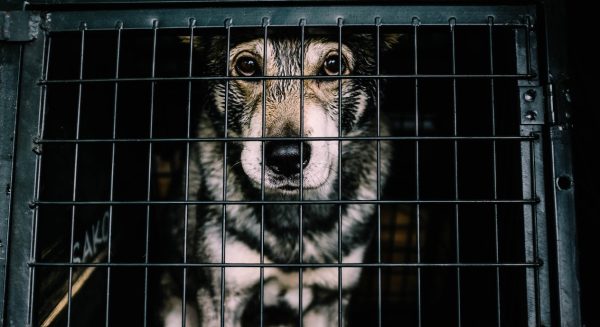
[265,141,311,177]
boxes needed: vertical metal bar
[27,27,52,326]
[3,32,46,327]
[183,17,196,327]
[220,16,232,327]
[516,19,551,326]
[412,17,422,327]
[487,16,502,327]
[260,17,269,327]
[548,127,581,327]
[520,127,547,327]
[26,32,52,325]
[337,17,343,327]
[298,17,306,327]
[66,23,87,326]
[541,0,581,323]
[142,20,158,327]
[105,21,123,327]
[374,17,383,327]
[525,16,532,77]
[530,135,542,324]
[449,17,462,327]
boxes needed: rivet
[525,110,537,121]
[524,89,536,102]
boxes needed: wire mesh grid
[21,5,545,327]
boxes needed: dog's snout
[265,141,311,177]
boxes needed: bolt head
[525,110,538,120]
[524,89,537,102]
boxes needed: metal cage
[0,2,581,327]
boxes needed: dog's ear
[178,35,202,48]
[382,33,404,50]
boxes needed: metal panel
[2,32,47,327]
[0,11,41,42]
[42,5,535,31]
[0,40,22,327]
[542,0,582,325]
[549,126,580,327]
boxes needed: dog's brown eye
[235,56,260,77]
[321,55,346,76]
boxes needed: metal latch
[0,11,40,42]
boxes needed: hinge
[546,78,573,127]
[0,11,40,42]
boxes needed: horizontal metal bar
[29,262,542,268]
[36,135,538,143]
[42,5,535,31]
[32,199,539,206]
[40,74,534,85]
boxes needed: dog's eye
[235,56,260,77]
[321,55,346,76]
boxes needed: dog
[160,29,397,327]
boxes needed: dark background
[565,0,599,326]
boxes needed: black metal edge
[24,0,542,11]
[2,32,46,327]
[40,5,536,31]
[539,0,582,325]
[0,41,22,327]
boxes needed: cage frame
[0,1,580,327]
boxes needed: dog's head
[200,30,398,196]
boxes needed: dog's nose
[265,141,311,177]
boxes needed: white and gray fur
[160,30,395,327]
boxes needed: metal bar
[412,16,422,327]
[35,135,538,143]
[487,16,502,327]
[548,127,581,327]
[33,199,538,206]
[104,20,123,327]
[142,20,157,327]
[40,74,534,84]
[2,31,46,327]
[449,17,462,327]
[66,23,87,327]
[27,26,52,326]
[30,262,541,268]
[298,17,305,327]
[337,17,343,327]
[542,0,582,324]
[182,17,196,327]
[516,21,552,327]
[259,17,269,327]
[375,16,382,327]
[220,16,232,327]
[39,6,536,31]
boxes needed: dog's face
[205,32,385,196]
